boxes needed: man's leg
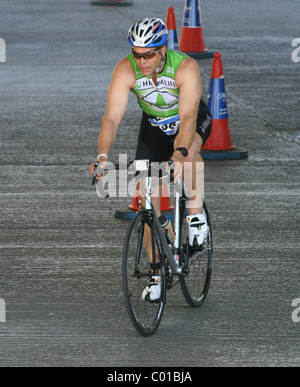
[174,132,204,214]
[174,133,208,247]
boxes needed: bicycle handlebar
[91,158,187,199]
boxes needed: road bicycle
[120,159,213,336]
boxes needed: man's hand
[89,158,108,182]
[169,150,186,183]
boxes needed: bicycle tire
[122,212,167,336]
[179,202,213,308]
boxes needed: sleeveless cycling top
[127,49,188,118]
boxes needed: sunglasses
[132,47,161,60]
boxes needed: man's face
[132,46,166,76]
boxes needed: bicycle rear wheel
[179,202,213,308]
[123,212,166,336]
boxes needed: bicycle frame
[92,159,190,274]
[142,175,186,275]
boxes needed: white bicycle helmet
[127,18,168,47]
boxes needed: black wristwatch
[176,147,188,157]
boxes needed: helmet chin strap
[152,52,166,75]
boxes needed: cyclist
[90,18,212,302]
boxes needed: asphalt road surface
[0,0,299,367]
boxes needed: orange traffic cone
[202,53,235,151]
[91,0,133,6]
[161,184,174,211]
[128,189,141,211]
[166,7,179,50]
[201,53,248,160]
[179,0,214,59]
[129,184,174,211]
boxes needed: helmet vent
[152,25,160,34]
[145,26,152,36]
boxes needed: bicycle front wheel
[122,212,166,336]
[179,202,213,308]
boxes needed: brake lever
[92,161,110,198]
[168,159,175,183]
[92,161,99,186]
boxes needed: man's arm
[97,57,135,160]
[173,57,202,158]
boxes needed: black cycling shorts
[135,99,212,163]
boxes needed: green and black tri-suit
[127,49,212,162]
